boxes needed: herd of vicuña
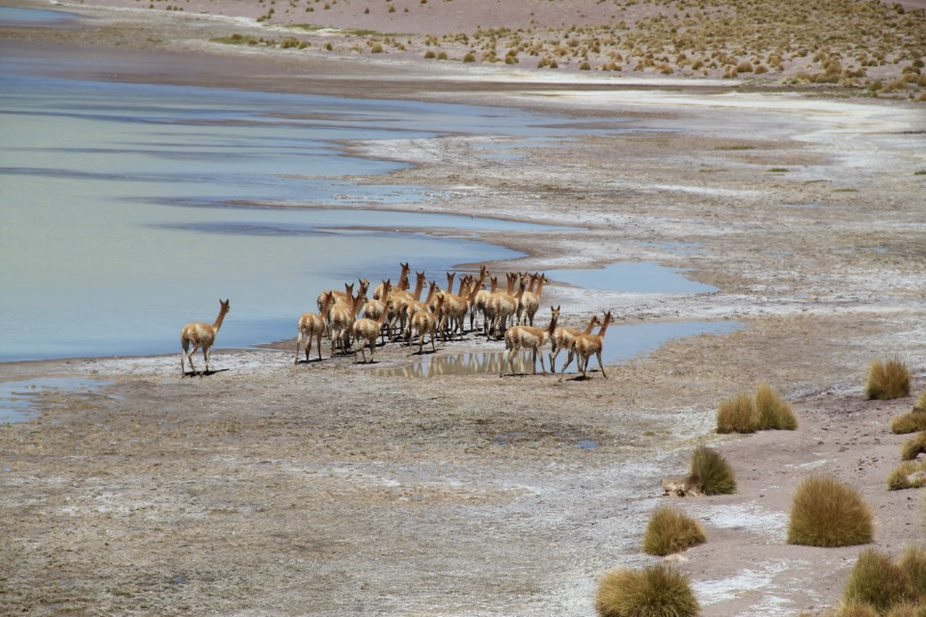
[180,263,612,378]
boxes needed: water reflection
[374,351,537,378]
[373,321,742,378]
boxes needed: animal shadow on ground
[182,368,231,378]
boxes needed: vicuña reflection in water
[373,351,536,378]
[372,320,743,378]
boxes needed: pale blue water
[0,6,77,25]
[0,25,728,364]
[551,262,716,294]
[0,43,606,362]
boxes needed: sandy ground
[2,2,926,616]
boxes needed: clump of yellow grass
[883,603,924,617]
[787,475,873,547]
[866,359,912,400]
[643,507,706,556]
[898,545,926,599]
[716,392,758,433]
[755,383,798,430]
[689,445,736,495]
[843,549,916,614]
[892,410,926,435]
[595,564,699,617]
[902,432,926,461]
[834,602,879,617]
[887,461,926,491]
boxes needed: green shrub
[887,461,926,491]
[898,545,926,598]
[716,392,759,433]
[893,411,926,434]
[689,446,736,495]
[755,383,798,430]
[595,565,699,617]
[788,475,873,547]
[867,359,912,400]
[643,507,706,556]
[843,549,915,614]
[902,432,926,461]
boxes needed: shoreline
[2,4,925,617]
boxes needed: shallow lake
[0,31,728,363]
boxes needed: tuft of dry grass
[898,545,926,598]
[843,549,915,614]
[893,410,926,435]
[887,460,926,491]
[788,475,873,547]
[902,432,926,461]
[883,603,923,617]
[643,507,706,556]
[835,602,878,617]
[716,392,759,433]
[689,445,736,496]
[835,602,879,617]
[755,383,798,430]
[595,564,699,617]
[917,391,926,411]
[866,359,912,400]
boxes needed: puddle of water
[0,378,110,424]
[551,262,716,294]
[0,7,77,26]
[372,320,742,378]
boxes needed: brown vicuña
[504,305,560,375]
[561,310,613,379]
[549,313,600,373]
[352,281,393,364]
[180,299,230,377]
[296,292,334,364]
